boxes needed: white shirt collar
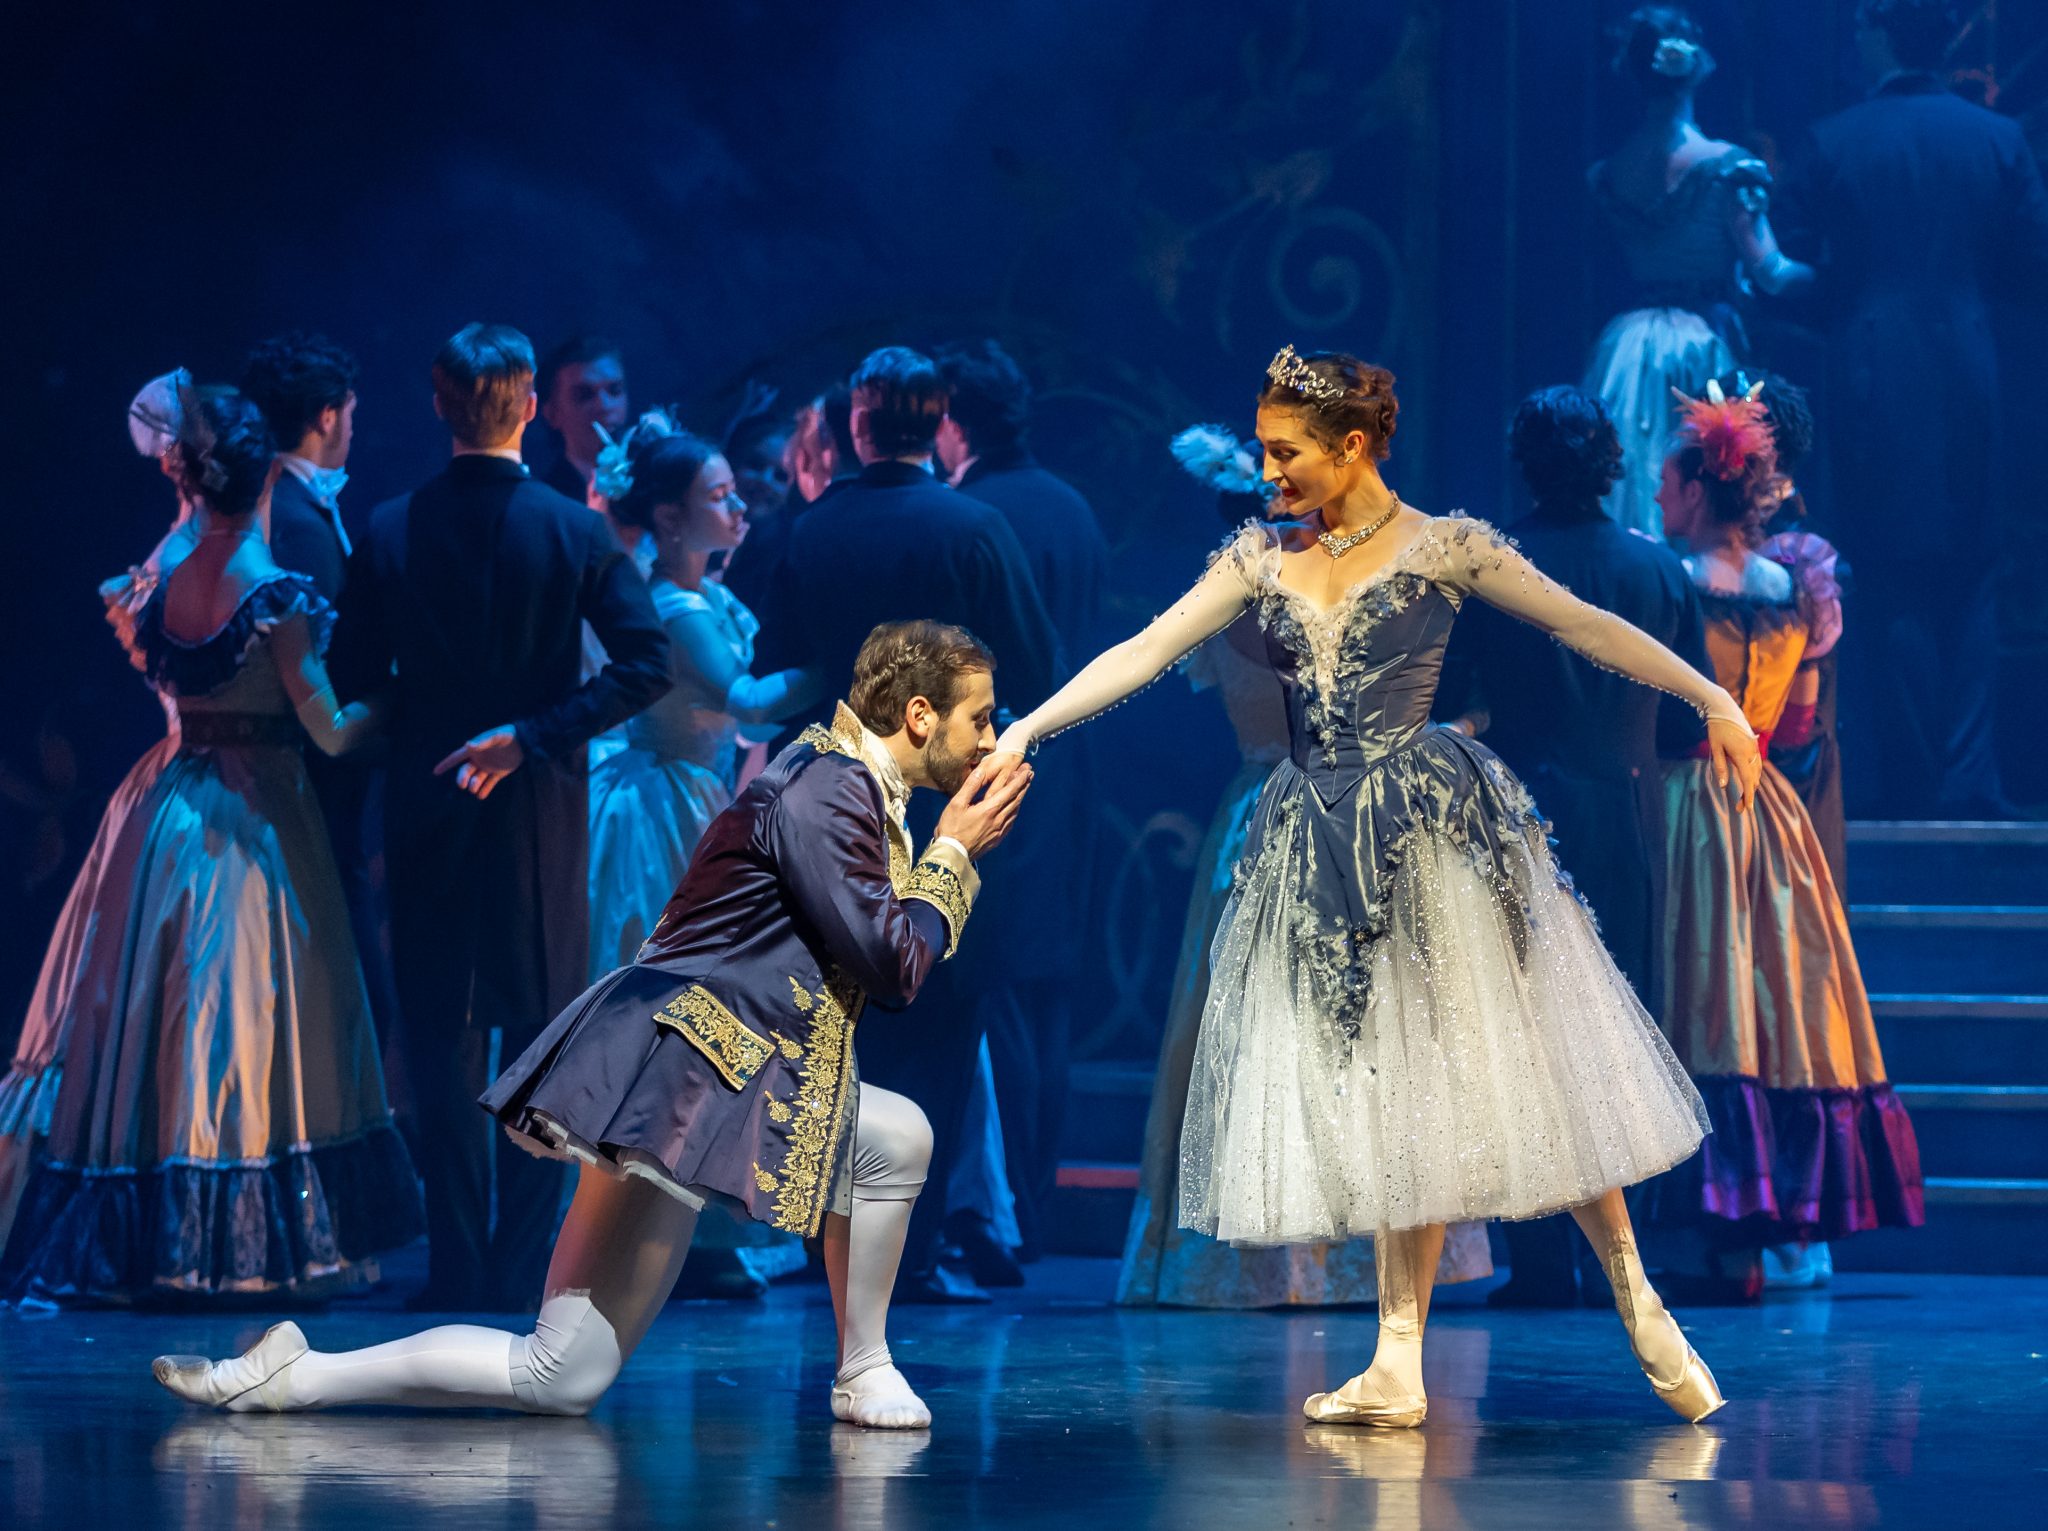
[278,454,351,555]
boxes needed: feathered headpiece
[1169,424,1265,496]
[592,407,683,503]
[1671,377,1774,483]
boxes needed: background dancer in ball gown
[1646,384,1922,1302]
[2,386,421,1302]
[0,371,199,1251]
[154,622,1030,1429]
[1584,5,1810,538]
[993,348,1762,1427]
[1117,426,1492,1309]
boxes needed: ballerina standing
[994,347,1762,1425]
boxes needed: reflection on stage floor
[3,1259,2040,1530]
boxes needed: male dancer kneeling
[154,621,1030,1428]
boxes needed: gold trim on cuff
[903,840,979,959]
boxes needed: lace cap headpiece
[128,367,192,458]
[1265,345,1346,408]
[592,406,683,502]
[1670,377,1773,483]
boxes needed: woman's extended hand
[1708,716,1762,813]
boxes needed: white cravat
[279,454,352,556]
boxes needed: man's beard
[923,734,979,796]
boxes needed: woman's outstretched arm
[1444,520,1762,810]
[995,552,1252,757]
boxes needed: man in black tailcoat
[781,345,1063,1300]
[529,334,630,506]
[935,339,1108,1268]
[241,333,402,1046]
[1784,0,2048,816]
[332,324,670,1309]
[1440,386,1710,1305]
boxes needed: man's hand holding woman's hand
[936,755,1033,861]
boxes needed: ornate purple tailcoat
[482,703,977,1236]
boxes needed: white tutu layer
[1180,782,1708,1244]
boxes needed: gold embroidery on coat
[771,971,861,1236]
[904,856,971,958]
[653,985,773,1089]
[767,1098,792,1124]
[754,1166,780,1193]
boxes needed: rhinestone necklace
[1316,496,1402,558]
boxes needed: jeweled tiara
[1266,345,1345,407]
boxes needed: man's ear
[432,392,446,422]
[903,695,934,745]
[522,390,540,425]
[316,404,341,441]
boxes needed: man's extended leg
[824,1084,935,1427]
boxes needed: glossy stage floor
[4,1256,2042,1530]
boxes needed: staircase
[1837,821,2048,1275]
[1050,820,2048,1273]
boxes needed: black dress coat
[1787,73,2048,811]
[1439,501,1710,1019]
[331,454,670,1044]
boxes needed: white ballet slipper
[153,1321,307,1412]
[830,1363,931,1429]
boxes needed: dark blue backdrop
[3,0,2037,1054]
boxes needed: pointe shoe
[1302,1370,1427,1429]
[1609,1256,1726,1424]
[831,1364,932,1430]
[153,1321,307,1412]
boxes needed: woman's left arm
[270,612,383,757]
[1449,522,1761,809]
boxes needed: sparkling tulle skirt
[1179,748,1710,1244]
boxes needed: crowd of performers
[0,0,2037,1434]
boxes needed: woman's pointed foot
[153,1321,307,1412]
[1302,1368,1427,1429]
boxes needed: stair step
[1849,906,2048,992]
[1833,1178,2048,1274]
[1873,996,2048,1085]
[1892,1085,2048,1179]
[1851,905,2048,929]
[1847,820,2048,904]
[1046,1162,1140,1258]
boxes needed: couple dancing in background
[160,345,1765,1432]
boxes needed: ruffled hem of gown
[1,1121,423,1302]
[1640,1075,1925,1240]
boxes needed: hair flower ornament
[1670,377,1772,482]
[591,407,682,503]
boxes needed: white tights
[272,1084,932,1416]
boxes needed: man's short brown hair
[432,322,536,447]
[849,620,996,735]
